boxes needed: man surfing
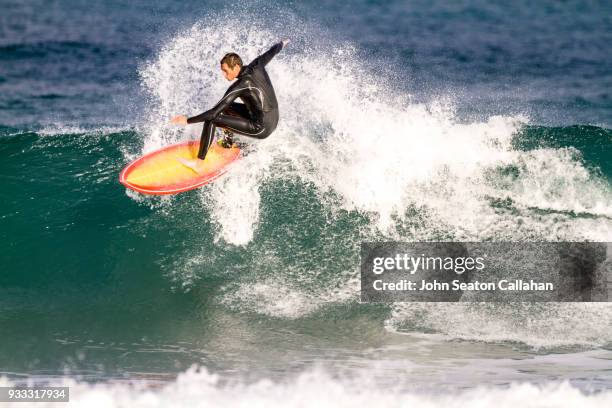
[171,39,289,172]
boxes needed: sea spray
[133,12,612,336]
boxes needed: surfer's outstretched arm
[250,39,289,67]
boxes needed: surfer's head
[220,53,243,81]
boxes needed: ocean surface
[1,0,612,406]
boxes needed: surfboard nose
[119,141,241,195]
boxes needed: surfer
[171,39,289,171]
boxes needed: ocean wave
[138,16,612,249]
[1,366,611,408]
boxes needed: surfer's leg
[220,104,255,144]
[198,112,266,159]
[208,104,253,147]
[224,102,250,118]
[213,113,266,139]
[197,120,216,160]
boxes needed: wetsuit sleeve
[187,88,241,124]
[250,42,284,68]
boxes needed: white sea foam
[387,302,612,349]
[219,269,359,319]
[1,366,611,408]
[140,15,612,245]
[38,124,131,137]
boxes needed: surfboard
[119,141,241,195]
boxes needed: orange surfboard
[119,141,241,195]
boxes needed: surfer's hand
[282,38,290,47]
[171,115,188,125]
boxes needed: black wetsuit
[187,42,284,159]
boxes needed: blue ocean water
[1,0,611,128]
[1,1,612,406]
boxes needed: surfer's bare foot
[178,158,205,173]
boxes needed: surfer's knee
[259,125,278,139]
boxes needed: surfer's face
[221,63,241,81]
